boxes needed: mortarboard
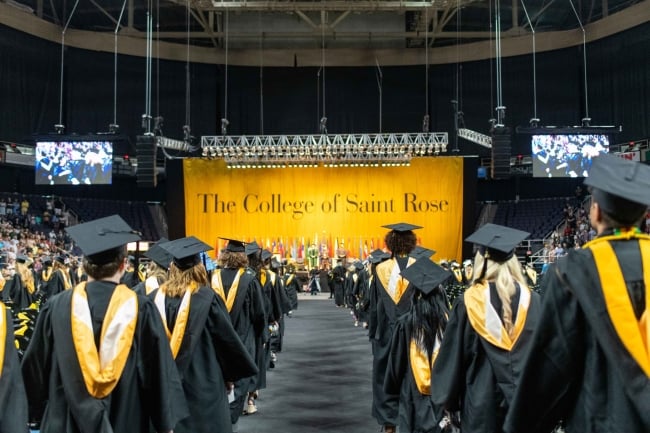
[382,222,423,232]
[144,240,173,269]
[369,249,386,258]
[354,261,365,270]
[465,223,529,263]
[220,237,246,253]
[42,257,53,267]
[161,236,213,271]
[409,245,436,259]
[54,255,67,265]
[261,249,273,261]
[16,254,30,264]
[369,252,390,264]
[400,258,451,295]
[584,153,650,225]
[245,241,261,256]
[65,215,141,264]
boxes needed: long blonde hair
[146,261,169,285]
[160,262,208,298]
[16,262,35,294]
[472,251,528,335]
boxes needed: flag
[291,238,297,260]
[364,241,369,259]
[279,239,285,258]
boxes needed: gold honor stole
[286,275,295,285]
[0,303,6,378]
[212,268,245,312]
[154,289,191,359]
[71,283,138,398]
[41,268,52,282]
[409,335,441,395]
[145,276,159,295]
[377,257,416,304]
[464,282,531,351]
[59,269,72,290]
[453,268,463,283]
[586,233,650,377]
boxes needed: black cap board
[584,153,650,225]
[369,249,386,258]
[261,249,273,261]
[16,254,30,264]
[220,237,246,253]
[245,241,261,256]
[465,223,530,262]
[400,258,450,295]
[354,261,365,270]
[410,245,436,259]
[382,222,423,232]
[161,236,213,271]
[55,255,67,265]
[144,240,173,269]
[65,215,141,263]
[369,252,391,264]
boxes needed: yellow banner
[183,157,464,261]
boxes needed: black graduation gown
[283,273,300,310]
[370,257,416,426]
[331,265,346,306]
[21,281,189,433]
[430,283,541,433]
[3,274,34,310]
[504,236,650,433]
[0,304,29,433]
[119,270,140,289]
[215,268,266,423]
[384,315,441,433]
[39,269,67,300]
[258,269,283,387]
[150,286,258,433]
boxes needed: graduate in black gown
[504,154,650,433]
[119,255,140,289]
[212,239,266,429]
[431,224,540,433]
[282,264,300,316]
[153,236,258,433]
[331,259,346,306]
[370,222,422,433]
[133,238,171,296]
[385,258,451,433]
[22,215,188,433]
[3,255,35,309]
[0,300,29,432]
[39,255,71,300]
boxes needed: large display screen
[35,141,113,185]
[532,134,609,178]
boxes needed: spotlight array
[201,132,448,168]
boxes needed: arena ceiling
[4,0,645,58]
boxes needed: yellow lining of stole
[71,283,138,398]
[212,268,245,312]
[0,303,6,378]
[464,282,531,351]
[377,257,416,304]
[587,236,650,377]
[409,336,441,395]
[154,288,191,359]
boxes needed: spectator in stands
[20,197,29,216]
[0,197,6,217]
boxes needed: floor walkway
[238,293,380,433]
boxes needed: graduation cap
[245,241,261,256]
[261,249,273,261]
[465,223,529,263]
[369,248,386,258]
[220,237,246,253]
[65,215,141,264]
[584,153,650,225]
[409,245,436,259]
[382,222,423,232]
[54,255,67,265]
[399,258,451,295]
[161,236,213,271]
[16,254,30,264]
[42,256,53,267]
[144,240,173,269]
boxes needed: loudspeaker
[491,127,511,179]
[136,135,157,188]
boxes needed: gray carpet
[238,294,380,433]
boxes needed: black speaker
[491,127,511,179]
[136,135,157,188]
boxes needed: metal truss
[201,132,448,166]
[189,0,479,12]
[458,128,492,149]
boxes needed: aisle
[238,294,378,433]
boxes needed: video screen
[532,134,609,178]
[35,141,113,185]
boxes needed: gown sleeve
[430,297,469,414]
[383,319,409,395]
[503,263,585,433]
